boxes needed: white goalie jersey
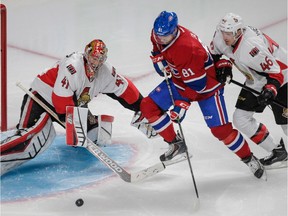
[210,26,287,93]
[31,52,130,115]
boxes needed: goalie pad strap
[100,115,114,122]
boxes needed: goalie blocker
[66,106,114,147]
[0,113,56,175]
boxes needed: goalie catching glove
[150,51,172,77]
[131,111,158,138]
[170,100,190,123]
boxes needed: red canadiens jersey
[151,25,222,101]
[31,52,129,114]
[210,26,287,93]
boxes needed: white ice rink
[1,0,287,215]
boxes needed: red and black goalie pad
[1,113,56,175]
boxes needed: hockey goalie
[1,38,157,176]
[1,106,121,175]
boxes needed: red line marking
[259,18,287,31]
[7,17,287,82]
[8,44,60,60]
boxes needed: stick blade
[130,163,165,183]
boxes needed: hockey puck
[75,198,84,207]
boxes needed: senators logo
[282,108,288,118]
[77,87,91,106]
[249,47,260,57]
[67,64,77,74]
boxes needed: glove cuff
[264,84,277,97]
[174,100,190,110]
[266,78,281,91]
[150,53,164,63]
[215,59,232,68]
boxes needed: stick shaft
[163,73,199,199]
[230,79,286,108]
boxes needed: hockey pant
[141,82,251,159]
[1,113,56,175]
[234,84,287,137]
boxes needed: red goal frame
[1,4,7,131]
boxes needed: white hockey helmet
[218,13,243,37]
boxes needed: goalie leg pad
[88,115,114,147]
[66,106,88,147]
[66,106,114,147]
[1,113,56,175]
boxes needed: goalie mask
[84,39,108,80]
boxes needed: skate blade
[264,159,288,170]
[260,168,268,181]
[162,152,192,166]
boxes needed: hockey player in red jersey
[140,11,265,178]
[209,13,287,168]
[1,39,154,175]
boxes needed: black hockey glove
[257,84,277,106]
[215,59,233,83]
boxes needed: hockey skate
[160,133,191,166]
[259,138,288,170]
[242,153,265,179]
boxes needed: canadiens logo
[249,47,260,57]
[156,87,162,92]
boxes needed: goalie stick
[16,82,165,183]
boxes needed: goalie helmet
[153,11,178,37]
[84,39,108,73]
[218,13,243,37]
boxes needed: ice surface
[1,0,287,215]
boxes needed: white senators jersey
[31,52,129,114]
[210,26,287,93]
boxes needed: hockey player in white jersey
[1,39,155,175]
[209,13,287,169]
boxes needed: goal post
[1,4,7,131]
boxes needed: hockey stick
[16,82,165,183]
[229,79,287,109]
[162,72,200,200]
